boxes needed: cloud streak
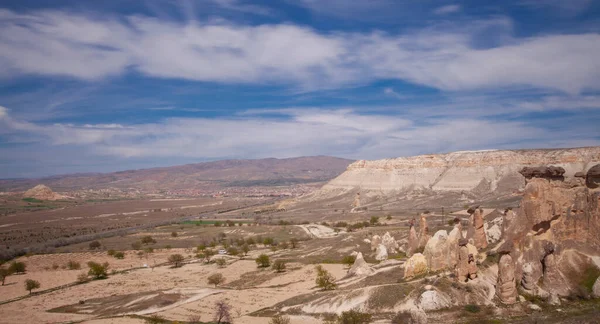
[1,9,599,93]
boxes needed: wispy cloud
[433,4,461,15]
[1,9,599,94]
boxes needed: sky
[1,0,600,178]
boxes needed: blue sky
[1,0,599,178]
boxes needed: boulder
[404,253,427,279]
[375,244,388,261]
[587,164,600,188]
[419,290,451,311]
[348,252,374,277]
[497,253,518,304]
[423,230,450,272]
[519,166,565,179]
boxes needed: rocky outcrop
[447,223,462,268]
[321,148,600,199]
[419,290,451,311]
[456,239,478,282]
[519,166,565,179]
[496,252,518,304]
[375,244,388,261]
[404,253,427,279]
[593,277,600,298]
[370,235,381,251]
[22,184,64,201]
[500,163,600,297]
[424,230,450,272]
[348,252,374,277]
[588,164,600,188]
[381,232,398,254]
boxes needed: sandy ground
[0,246,346,324]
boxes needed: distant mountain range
[0,156,354,192]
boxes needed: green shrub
[315,265,336,290]
[8,261,26,274]
[338,309,372,323]
[464,304,481,313]
[168,254,185,267]
[256,254,271,268]
[269,315,291,324]
[87,261,109,279]
[25,279,40,294]
[114,252,125,259]
[272,260,287,273]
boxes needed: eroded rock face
[424,230,450,272]
[23,184,63,201]
[587,164,600,188]
[593,277,600,298]
[519,166,565,179]
[447,224,462,268]
[496,254,517,304]
[404,253,427,279]
[501,164,600,297]
[371,235,382,251]
[348,252,374,277]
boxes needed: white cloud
[433,4,461,15]
[0,9,599,94]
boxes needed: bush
[216,258,227,268]
[145,314,167,324]
[386,215,392,220]
[87,261,109,279]
[208,273,225,287]
[269,315,291,324]
[213,300,232,324]
[263,237,275,246]
[272,260,287,273]
[246,237,256,245]
[114,252,125,259]
[131,242,142,250]
[25,279,40,294]
[227,247,239,256]
[107,249,116,256]
[77,272,90,284]
[9,261,26,274]
[464,304,481,313]
[0,267,11,285]
[141,236,156,245]
[315,265,336,290]
[168,254,185,267]
[290,238,299,249]
[338,309,372,324]
[369,216,379,226]
[171,231,178,237]
[52,263,60,270]
[242,244,250,256]
[256,254,271,268]
[89,241,101,250]
[342,255,356,268]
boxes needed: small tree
[241,244,250,256]
[107,249,116,256]
[87,261,109,279]
[338,309,372,324]
[214,300,232,324]
[204,249,215,262]
[290,238,298,249]
[168,254,185,268]
[263,237,274,246]
[256,254,270,268]
[0,267,11,285]
[141,236,156,245]
[208,273,225,287]
[89,241,101,250]
[315,265,336,290]
[269,315,291,324]
[216,258,227,268]
[197,244,206,252]
[272,260,286,273]
[227,246,239,256]
[114,252,125,259]
[369,216,379,226]
[25,279,40,294]
[342,255,356,268]
[8,261,26,274]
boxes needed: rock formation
[470,207,488,249]
[496,249,518,304]
[417,213,431,249]
[404,253,427,279]
[348,252,374,277]
[500,164,600,298]
[593,277,600,298]
[381,232,398,254]
[447,222,462,268]
[320,148,600,207]
[370,235,381,251]
[375,244,388,261]
[455,238,478,282]
[22,184,64,201]
[352,192,361,208]
[419,290,451,311]
[424,230,450,272]
[407,222,419,257]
